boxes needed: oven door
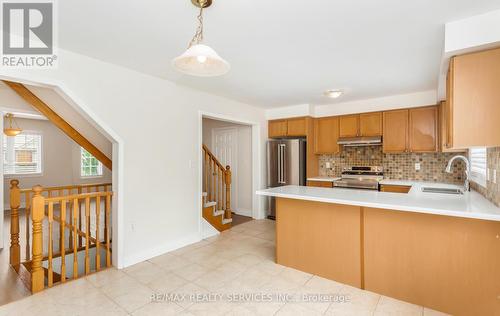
[333,178,379,190]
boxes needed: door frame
[211,127,239,213]
[198,111,263,237]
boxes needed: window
[3,132,42,175]
[80,147,103,177]
[469,148,487,187]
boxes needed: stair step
[213,210,224,216]
[222,218,233,225]
[204,201,216,208]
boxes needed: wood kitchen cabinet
[268,119,288,138]
[439,101,463,152]
[307,181,334,188]
[314,116,340,154]
[359,112,383,136]
[383,107,438,153]
[268,117,308,138]
[409,106,438,152]
[446,47,500,148]
[383,109,409,153]
[286,117,307,136]
[340,112,382,137]
[339,115,359,137]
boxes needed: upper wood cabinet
[287,117,307,136]
[340,112,382,137]
[383,109,409,153]
[446,47,500,148]
[339,115,359,137]
[314,116,340,154]
[268,120,288,138]
[439,101,463,153]
[359,112,383,136]
[268,117,308,138]
[409,106,438,152]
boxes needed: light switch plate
[415,163,421,171]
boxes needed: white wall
[3,118,112,208]
[202,118,253,217]
[0,47,268,268]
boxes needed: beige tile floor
[0,219,450,315]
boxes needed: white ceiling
[57,0,500,108]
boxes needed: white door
[212,127,238,212]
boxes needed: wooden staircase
[202,145,232,232]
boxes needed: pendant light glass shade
[173,44,230,77]
[4,113,22,137]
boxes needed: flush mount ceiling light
[172,0,230,77]
[323,89,344,99]
[4,113,22,137]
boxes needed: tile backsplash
[318,146,467,184]
[470,147,500,207]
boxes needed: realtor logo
[1,1,57,67]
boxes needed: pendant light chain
[188,7,204,48]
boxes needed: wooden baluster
[95,195,101,271]
[212,160,216,202]
[68,197,73,252]
[9,180,20,266]
[73,198,78,278]
[24,191,31,261]
[60,200,66,282]
[48,201,54,287]
[78,188,83,248]
[105,194,111,267]
[84,197,90,275]
[225,166,232,220]
[204,151,208,194]
[31,186,44,293]
[219,168,223,211]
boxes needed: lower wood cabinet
[379,184,411,193]
[307,181,333,188]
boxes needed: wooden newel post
[224,166,232,220]
[9,179,20,266]
[31,185,45,293]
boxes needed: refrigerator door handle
[278,144,286,184]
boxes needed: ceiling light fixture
[173,0,230,77]
[4,113,22,137]
[323,89,344,99]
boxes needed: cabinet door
[445,60,454,149]
[268,120,288,138]
[359,112,383,136]
[314,117,340,154]
[339,115,359,137]
[409,106,438,152]
[383,110,408,153]
[287,118,307,136]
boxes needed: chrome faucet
[445,155,470,192]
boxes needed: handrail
[9,179,113,292]
[202,145,232,220]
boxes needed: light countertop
[306,176,341,182]
[257,181,500,222]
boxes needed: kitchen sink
[421,187,464,195]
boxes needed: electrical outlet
[415,163,421,171]
[325,162,331,169]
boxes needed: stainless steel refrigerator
[267,139,307,219]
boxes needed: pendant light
[4,113,22,137]
[173,0,230,77]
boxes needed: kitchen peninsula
[257,183,500,316]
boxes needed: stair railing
[9,180,113,293]
[202,144,232,220]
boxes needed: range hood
[337,136,382,147]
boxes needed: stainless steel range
[333,166,384,190]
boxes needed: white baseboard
[233,208,253,218]
[122,232,201,268]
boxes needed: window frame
[3,130,43,178]
[80,147,103,178]
[469,147,487,188]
